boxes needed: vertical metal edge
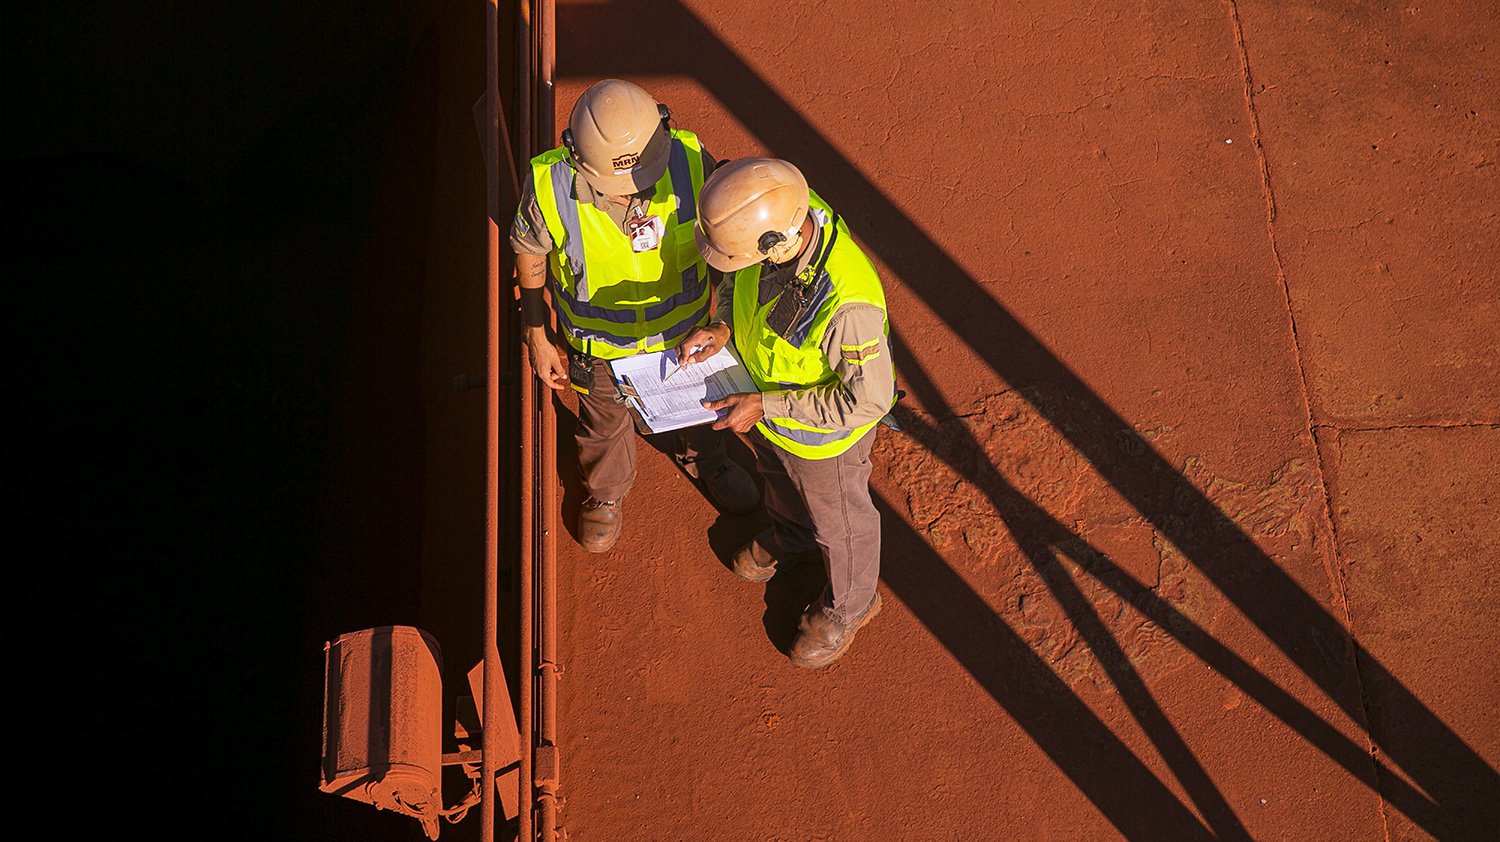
[481,0,502,839]
[517,7,535,837]
[536,4,557,839]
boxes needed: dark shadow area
[759,559,829,655]
[639,414,763,513]
[558,2,1499,839]
[553,395,763,547]
[703,501,771,572]
[552,398,585,545]
[9,2,471,839]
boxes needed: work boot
[731,528,820,583]
[676,452,760,515]
[789,592,883,669]
[577,496,622,553]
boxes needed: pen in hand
[665,344,705,382]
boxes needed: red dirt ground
[523,1,1497,840]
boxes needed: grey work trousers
[575,356,724,503]
[749,425,881,625]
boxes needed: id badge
[627,214,666,252]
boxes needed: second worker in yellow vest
[680,158,896,669]
[511,80,759,552]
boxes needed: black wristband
[519,285,548,328]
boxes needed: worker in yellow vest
[512,80,759,552]
[680,158,896,668]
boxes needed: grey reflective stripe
[645,301,709,347]
[666,138,703,295]
[552,269,706,324]
[555,299,709,352]
[549,158,590,301]
[761,416,854,447]
[554,306,635,351]
[782,212,841,347]
[667,139,696,225]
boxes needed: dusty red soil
[537,1,1498,840]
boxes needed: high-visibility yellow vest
[530,129,710,359]
[732,190,892,459]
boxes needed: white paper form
[608,344,759,433]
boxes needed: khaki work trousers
[575,356,724,503]
[749,426,881,625]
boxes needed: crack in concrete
[1224,2,1391,838]
[1306,217,1380,234]
[1314,421,1500,433]
[1142,73,1225,84]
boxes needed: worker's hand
[703,392,763,433]
[523,326,569,391]
[675,322,731,367]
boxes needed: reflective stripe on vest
[732,191,892,459]
[760,416,857,449]
[531,130,709,359]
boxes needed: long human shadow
[886,326,1454,835]
[879,340,1252,839]
[558,2,1499,837]
[874,488,1224,840]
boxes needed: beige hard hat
[566,79,670,195]
[694,158,810,273]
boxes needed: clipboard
[607,344,757,434]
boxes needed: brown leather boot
[731,529,820,583]
[577,496,622,553]
[676,452,760,515]
[789,592,882,669]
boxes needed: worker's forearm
[712,281,735,327]
[515,252,551,328]
[516,252,548,289]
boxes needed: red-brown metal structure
[480,1,503,839]
[485,2,556,840]
[532,3,560,841]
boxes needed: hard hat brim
[576,125,671,196]
[695,222,760,273]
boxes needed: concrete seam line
[1224,2,1389,837]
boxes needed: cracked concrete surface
[1236,3,1499,837]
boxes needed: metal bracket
[534,744,560,792]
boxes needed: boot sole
[733,562,777,583]
[790,592,883,669]
[732,546,817,583]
